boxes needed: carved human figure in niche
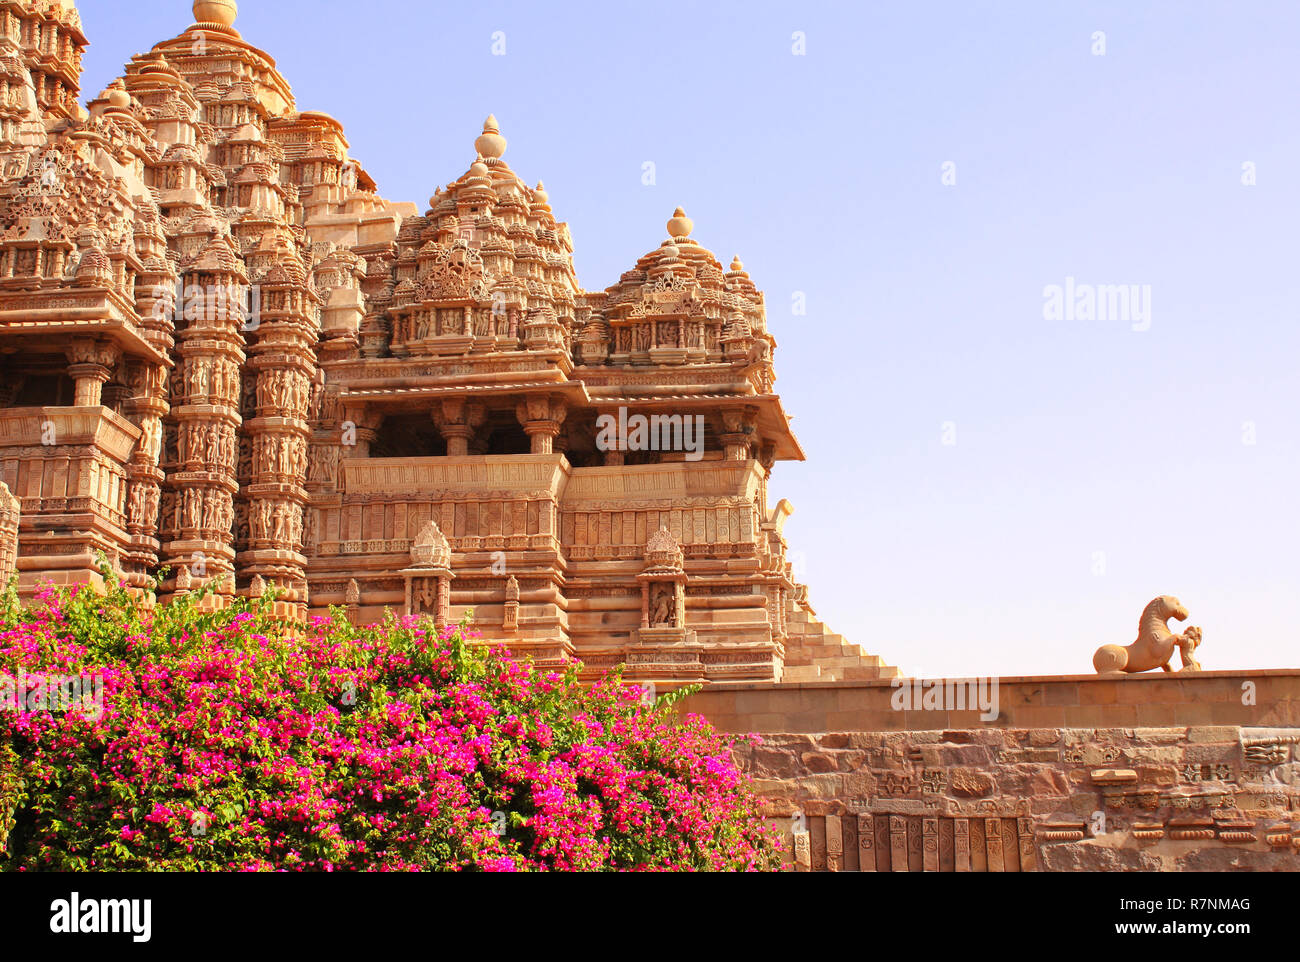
[253,500,271,539]
[202,491,219,530]
[416,579,437,613]
[308,376,324,421]
[183,490,200,529]
[139,417,162,461]
[650,582,675,627]
[128,483,147,525]
[303,509,318,552]
[159,490,175,530]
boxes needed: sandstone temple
[0,1,1297,872]
[0,0,896,689]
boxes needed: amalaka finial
[193,0,238,28]
[667,206,693,240]
[475,114,507,160]
[102,81,130,111]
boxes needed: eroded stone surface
[744,723,1300,871]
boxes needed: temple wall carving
[690,672,1300,870]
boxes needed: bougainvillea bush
[0,571,778,871]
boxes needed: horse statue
[1093,596,1204,674]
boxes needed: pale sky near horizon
[77,1,1300,677]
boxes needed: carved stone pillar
[0,481,18,586]
[516,394,567,455]
[721,406,758,461]
[115,360,169,586]
[237,263,321,615]
[341,404,380,459]
[159,254,246,602]
[351,424,378,458]
[432,397,486,457]
[66,339,121,407]
[758,439,777,512]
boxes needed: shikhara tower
[0,0,897,686]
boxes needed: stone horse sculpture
[1093,596,1203,674]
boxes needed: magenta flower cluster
[0,577,777,872]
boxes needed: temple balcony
[314,454,766,564]
[560,459,765,561]
[320,453,572,560]
[0,405,140,589]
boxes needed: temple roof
[1,0,805,464]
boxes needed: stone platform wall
[682,671,1300,871]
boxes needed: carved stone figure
[1093,596,1204,674]
[415,578,437,613]
[650,582,675,627]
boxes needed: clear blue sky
[79,1,1300,676]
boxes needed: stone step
[810,655,871,670]
[781,597,904,681]
[781,664,824,683]
[796,643,862,661]
[837,665,890,681]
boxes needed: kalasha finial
[193,0,238,28]
[667,206,693,240]
[533,180,549,206]
[475,114,507,161]
[730,255,744,272]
